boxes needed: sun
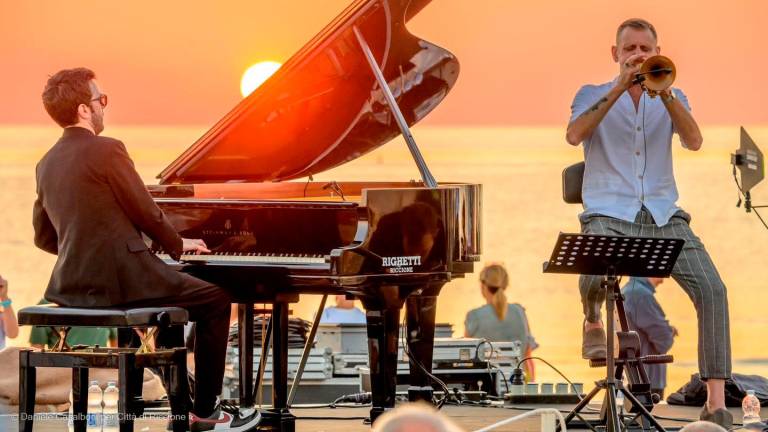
[240,61,282,97]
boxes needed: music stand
[544,232,684,432]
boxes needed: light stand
[732,127,767,229]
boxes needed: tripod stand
[545,233,684,432]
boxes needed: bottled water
[87,380,103,431]
[742,389,761,424]
[614,377,627,413]
[103,381,119,431]
[615,390,625,413]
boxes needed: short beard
[91,111,104,135]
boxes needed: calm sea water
[1,124,767,392]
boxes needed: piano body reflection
[147,0,481,428]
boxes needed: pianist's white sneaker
[188,401,261,432]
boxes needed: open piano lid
[157,0,459,185]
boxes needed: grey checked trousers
[579,208,732,379]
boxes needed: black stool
[17,305,190,432]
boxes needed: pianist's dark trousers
[118,280,231,418]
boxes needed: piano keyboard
[154,252,327,265]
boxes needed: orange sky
[1,0,766,126]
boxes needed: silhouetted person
[622,277,677,398]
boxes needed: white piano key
[154,253,326,264]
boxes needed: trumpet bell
[639,55,676,92]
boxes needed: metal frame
[19,346,188,432]
[288,294,328,406]
[560,275,667,432]
[134,327,159,354]
[49,326,72,352]
[353,25,438,189]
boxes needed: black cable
[641,92,648,208]
[331,392,372,407]
[321,181,346,201]
[515,356,584,402]
[493,365,510,394]
[442,397,488,407]
[290,403,370,409]
[509,356,603,415]
[399,314,451,408]
[502,404,697,426]
[160,399,701,427]
[399,330,450,401]
[754,209,768,230]
[475,339,508,394]
[303,174,313,198]
[734,164,744,207]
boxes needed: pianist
[34,67,261,431]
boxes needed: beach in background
[1,124,766,393]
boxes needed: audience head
[479,263,509,320]
[334,294,355,309]
[372,403,464,432]
[679,421,728,432]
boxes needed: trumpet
[631,55,676,98]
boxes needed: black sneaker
[699,404,733,430]
[189,402,261,432]
[582,323,607,360]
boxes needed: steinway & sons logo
[381,256,421,273]
[202,219,254,236]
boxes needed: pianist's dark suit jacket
[33,127,204,307]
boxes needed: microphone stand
[743,191,768,213]
[732,157,768,230]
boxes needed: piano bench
[16,305,190,432]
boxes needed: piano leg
[365,304,402,423]
[263,301,296,431]
[238,303,254,407]
[405,292,438,403]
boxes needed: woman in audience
[464,264,538,381]
[0,274,19,349]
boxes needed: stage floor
[0,403,752,431]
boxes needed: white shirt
[319,306,367,324]
[570,80,691,226]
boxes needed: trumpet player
[565,18,731,428]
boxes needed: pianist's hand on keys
[182,238,211,254]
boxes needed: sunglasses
[90,93,108,108]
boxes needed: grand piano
[147,0,481,428]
